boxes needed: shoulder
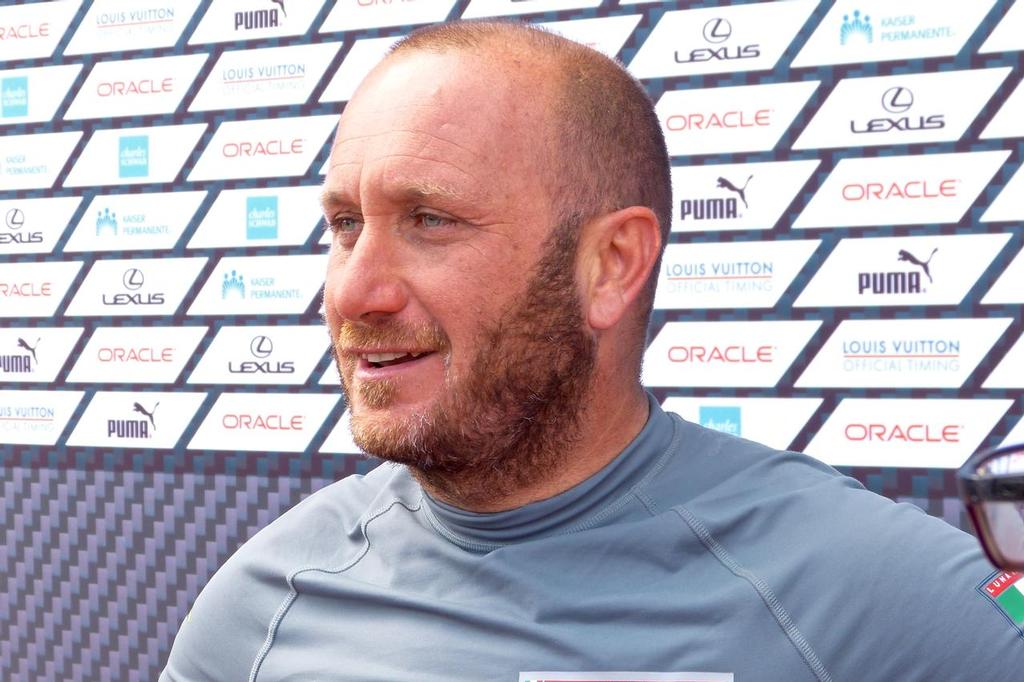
[664,421,1024,679]
[161,463,415,682]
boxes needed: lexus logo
[122,269,144,291]
[882,87,913,114]
[5,208,24,230]
[250,335,273,358]
[702,18,732,44]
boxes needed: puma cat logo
[717,175,753,209]
[898,248,937,283]
[133,402,159,430]
[16,337,39,364]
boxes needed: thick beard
[337,221,597,508]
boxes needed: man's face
[321,51,596,498]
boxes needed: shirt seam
[672,504,834,682]
[247,496,422,682]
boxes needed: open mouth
[363,351,434,369]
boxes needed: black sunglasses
[958,442,1024,571]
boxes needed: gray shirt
[161,397,1024,681]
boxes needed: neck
[412,383,650,513]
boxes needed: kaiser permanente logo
[118,135,149,178]
[1,77,28,117]
[246,196,278,240]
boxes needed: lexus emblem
[122,268,145,291]
[250,335,273,358]
[882,86,913,114]
[5,208,24,230]
[703,18,732,44]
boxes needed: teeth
[365,352,408,363]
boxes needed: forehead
[326,51,556,206]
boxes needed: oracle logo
[97,347,174,363]
[221,413,305,430]
[665,110,771,131]
[222,139,304,158]
[841,180,958,201]
[0,282,51,297]
[844,423,961,443]
[97,78,174,97]
[668,345,774,363]
[0,23,49,41]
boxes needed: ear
[577,206,662,331]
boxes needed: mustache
[334,320,451,353]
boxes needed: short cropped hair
[390,21,672,328]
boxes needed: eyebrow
[320,180,475,215]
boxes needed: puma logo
[133,402,159,430]
[270,0,287,16]
[717,175,753,209]
[16,337,39,364]
[898,248,937,283]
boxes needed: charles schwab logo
[118,135,149,178]
[235,0,286,31]
[679,173,753,222]
[675,18,760,64]
[1,76,28,118]
[228,335,295,375]
[850,86,944,134]
[246,196,278,240]
[107,400,158,439]
[857,247,937,295]
[700,405,741,436]
[103,268,165,306]
[0,207,42,245]
[0,336,38,374]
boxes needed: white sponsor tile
[67,326,208,385]
[669,159,819,232]
[662,396,822,451]
[319,361,340,386]
[794,233,1011,308]
[983,247,1024,305]
[793,151,1008,229]
[0,261,82,318]
[629,0,816,79]
[187,254,327,315]
[0,64,82,126]
[319,36,403,103]
[65,191,206,253]
[64,257,207,317]
[0,131,81,191]
[0,389,84,446]
[792,0,996,68]
[66,391,206,449]
[462,0,601,20]
[190,42,341,113]
[319,409,362,454]
[188,392,339,453]
[980,0,1024,54]
[656,81,818,157]
[0,327,84,384]
[796,317,1012,389]
[64,0,200,56]
[980,79,1024,141]
[794,68,1009,151]
[65,53,208,120]
[1001,415,1024,447]
[321,0,457,33]
[0,197,82,256]
[189,0,326,46]
[654,239,820,310]
[985,332,1024,389]
[641,320,820,388]
[805,398,1011,468]
[63,124,206,188]
[187,325,328,386]
[538,15,642,59]
[0,1,80,63]
[188,185,322,249]
[187,115,336,182]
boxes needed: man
[162,21,1024,681]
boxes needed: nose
[324,224,408,325]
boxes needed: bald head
[387,21,672,313]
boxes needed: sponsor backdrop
[2,0,1024,678]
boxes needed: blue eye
[329,216,361,233]
[420,214,448,228]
